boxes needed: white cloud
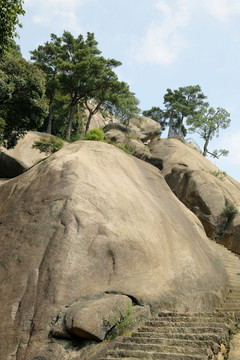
[204,0,240,22]
[135,0,193,65]
[134,0,240,65]
[25,0,85,33]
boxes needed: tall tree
[30,34,62,134]
[143,85,207,138]
[176,85,208,135]
[57,31,107,141]
[0,0,25,57]
[163,88,185,137]
[0,48,48,148]
[187,105,231,157]
[163,85,207,137]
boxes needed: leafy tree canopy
[142,107,168,131]
[0,47,48,148]
[187,105,231,157]
[0,0,25,57]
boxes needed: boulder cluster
[0,116,239,360]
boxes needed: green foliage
[0,50,48,148]
[85,128,104,141]
[223,201,238,217]
[30,31,139,139]
[0,0,25,56]
[210,170,227,181]
[127,134,136,140]
[144,85,207,138]
[142,106,168,131]
[211,149,229,159]
[106,305,137,340]
[30,34,62,134]
[32,136,64,155]
[117,143,133,154]
[187,105,231,157]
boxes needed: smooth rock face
[0,141,226,360]
[150,138,240,253]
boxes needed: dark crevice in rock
[104,291,141,306]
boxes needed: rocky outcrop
[103,117,163,170]
[150,138,240,254]
[0,140,227,360]
[128,116,161,142]
[0,131,52,178]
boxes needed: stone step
[104,349,204,359]
[223,265,240,269]
[227,286,240,291]
[152,316,227,324]
[138,325,227,334]
[228,281,240,286]
[225,293,240,298]
[220,303,240,309]
[114,342,208,355]
[144,320,227,329]
[225,269,240,273]
[157,312,226,319]
[131,332,221,342]
[119,336,212,349]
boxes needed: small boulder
[52,294,133,341]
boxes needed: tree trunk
[46,96,54,134]
[85,110,93,135]
[66,104,75,141]
[203,137,209,156]
[177,114,184,137]
[167,110,174,137]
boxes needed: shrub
[32,136,64,155]
[223,201,238,217]
[106,305,137,340]
[210,170,227,181]
[117,143,133,155]
[85,128,104,141]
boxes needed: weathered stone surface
[0,140,227,360]
[0,131,52,177]
[150,138,240,253]
[64,294,132,340]
[103,119,163,169]
[128,117,161,142]
[149,138,220,177]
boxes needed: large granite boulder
[0,131,52,178]
[0,140,227,360]
[150,138,240,253]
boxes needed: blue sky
[17,0,240,181]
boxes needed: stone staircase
[99,240,240,360]
[209,240,240,313]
